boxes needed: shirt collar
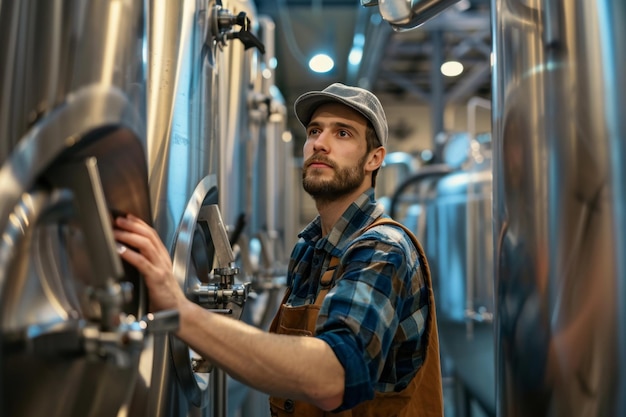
[298,188,386,257]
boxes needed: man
[114,83,443,416]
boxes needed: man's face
[301,103,370,202]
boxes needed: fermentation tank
[216,14,295,417]
[491,0,626,415]
[0,0,277,416]
[144,0,266,416]
[0,1,159,417]
[373,0,626,415]
[142,1,218,415]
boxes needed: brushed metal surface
[0,1,150,416]
[492,0,626,415]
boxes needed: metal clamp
[81,309,179,368]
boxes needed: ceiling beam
[380,72,432,103]
[444,62,491,103]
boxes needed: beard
[302,154,367,203]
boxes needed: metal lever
[199,204,235,267]
[45,158,124,289]
[45,157,125,331]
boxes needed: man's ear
[366,147,386,172]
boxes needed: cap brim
[294,92,365,128]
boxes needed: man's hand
[113,214,186,311]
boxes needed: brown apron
[268,218,444,417]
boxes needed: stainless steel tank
[144,0,265,416]
[373,0,626,415]
[227,16,293,417]
[492,0,626,415]
[142,2,217,415]
[247,15,293,280]
[0,1,159,417]
[216,0,265,232]
[1,0,279,416]
[426,161,493,323]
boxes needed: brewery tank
[371,0,626,415]
[0,0,270,416]
[143,0,266,416]
[492,0,626,415]
[0,1,156,417]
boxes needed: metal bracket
[193,205,249,319]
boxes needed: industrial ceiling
[253,0,492,149]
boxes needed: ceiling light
[349,34,364,66]
[309,53,334,73]
[282,131,293,143]
[349,48,363,66]
[441,60,464,77]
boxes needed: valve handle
[227,28,265,53]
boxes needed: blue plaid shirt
[286,189,429,410]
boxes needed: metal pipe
[365,0,462,30]
[211,369,227,417]
[464,97,492,339]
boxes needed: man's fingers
[114,215,165,251]
[113,228,162,263]
[115,215,147,234]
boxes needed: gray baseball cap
[294,83,388,147]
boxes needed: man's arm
[113,214,344,411]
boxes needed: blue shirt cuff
[316,330,374,411]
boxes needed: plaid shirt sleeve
[315,225,428,411]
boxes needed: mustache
[304,155,336,169]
